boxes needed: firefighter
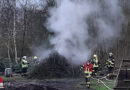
[33,56,38,63]
[92,54,100,76]
[21,56,28,76]
[34,56,38,61]
[80,61,93,88]
[106,52,115,75]
[33,56,39,65]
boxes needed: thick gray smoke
[46,0,124,65]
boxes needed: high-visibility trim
[0,77,4,88]
[87,82,90,84]
[85,71,92,74]
[95,59,98,63]
[0,83,4,88]
[86,76,91,78]
[93,64,99,67]
[22,59,28,68]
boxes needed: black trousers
[85,77,90,83]
[85,73,90,85]
[22,68,27,73]
[108,67,114,73]
[94,67,98,73]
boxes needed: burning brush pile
[29,53,80,79]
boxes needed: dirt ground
[1,75,114,90]
[1,76,89,90]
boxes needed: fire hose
[92,76,113,90]
[92,58,124,90]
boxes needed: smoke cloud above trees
[37,0,124,65]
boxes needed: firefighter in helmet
[106,52,115,75]
[34,56,38,60]
[92,54,100,76]
[80,61,93,88]
[33,56,39,64]
[21,56,28,76]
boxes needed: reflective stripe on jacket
[93,63,99,68]
[22,59,28,68]
[107,60,114,67]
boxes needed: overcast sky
[16,0,47,9]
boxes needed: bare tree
[13,0,18,63]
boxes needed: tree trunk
[5,39,11,68]
[13,0,17,63]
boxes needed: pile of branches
[29,53,80,79]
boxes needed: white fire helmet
[93,54,97,58]
[109,52,113,56]
[34,56,38,60]
[23,56,27,59]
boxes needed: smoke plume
[45,0,124,65]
